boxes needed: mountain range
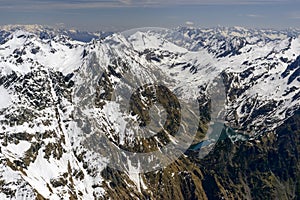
[0,25,299,199]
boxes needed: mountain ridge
[0,26,299,199]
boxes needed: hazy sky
[0,0,300,31]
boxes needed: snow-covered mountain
[0,24,112,43]
[125,26,300,136]
[0,25,300,199]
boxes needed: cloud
[131,0,292,6]
[0,0,128,10]
[246,14,264,18]
[119,0,132,5]
[0,0,293,10]
[185,21,194,26]
[288,12,300,19]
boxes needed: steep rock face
[0,26,299,199]
[199,110,300,200]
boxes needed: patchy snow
[102,102,127,145]
[0,86,13,110]
[3,141,31,159]
[0,30,85,75]
[127,159,141,192]
[128,31,187,53]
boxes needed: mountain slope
[0,26,299,199]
